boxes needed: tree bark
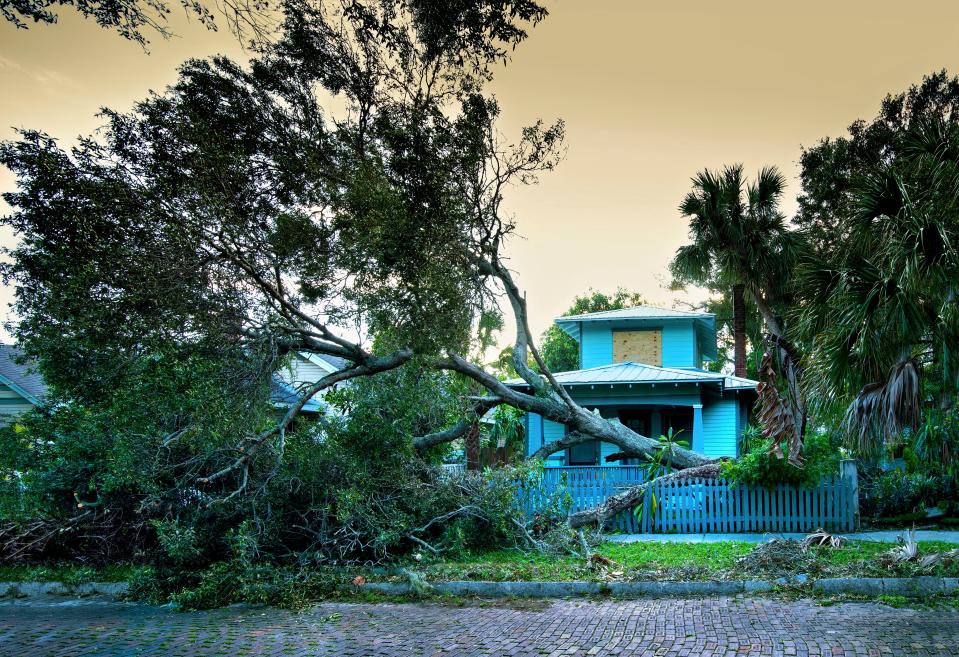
[732,283,747,378]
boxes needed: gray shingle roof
[0,345,47,404]
[504,361,757,391]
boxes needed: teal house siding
[599,441,619,463]
[702,395,739,457]
[544,419,565,444]
[525,412,543,457]
[543,418,566,465]
[525,412,565,464]
[580,324,612,369]
[661,322,696,368]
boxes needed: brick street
[0,596,956,656]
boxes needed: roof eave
[0,372,41,406]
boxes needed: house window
[567,440,599,466]
[617,409,651,436]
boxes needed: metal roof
[504,361,757,391]
[0,345,47,404]
[557,305,713,322]
[722,374,760,390]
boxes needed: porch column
[692,403,704,453]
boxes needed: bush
[721,429,841,488]
[860,470,958,519]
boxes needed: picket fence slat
[519,466,856,535]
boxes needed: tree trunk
[465,419,481,472]
[733,283,747,378]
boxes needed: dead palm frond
[918,549,959,569]
[800,528,847,551]
[844,357,922,456]
[888,527,920,563]
[756,352,803,466]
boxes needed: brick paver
[0,596,955,656]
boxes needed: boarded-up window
[612,329,662,366]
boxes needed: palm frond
[844,356,922,455]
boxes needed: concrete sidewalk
[606,530,959,544]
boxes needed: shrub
[912,408,959,475]
[860,470,958,518]
[721,429,841,488]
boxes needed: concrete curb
[0,577,954,601]
[0,581,130,598]
[812,577,959,597]
[367,577,958,599]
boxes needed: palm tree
[796,118,959,454]
[671,165,794,378]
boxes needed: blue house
[507,306,757,467]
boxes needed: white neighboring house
[0,345,47,426]
[271,352,349,417]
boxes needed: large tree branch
[475,256,580,411]
[413,397,504,451]
[568,463,722,529]
[528,410,715,469]
[438,349,713,468]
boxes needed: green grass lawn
[1,540,956,587]
[410,540,959,583]
[0,564,143,584]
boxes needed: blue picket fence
[526,466,857,533]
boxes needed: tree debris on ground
[800,528,847,551]
[736,539,816,578]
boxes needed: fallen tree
[1,0,731,535]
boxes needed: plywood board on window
[613,329,662,366]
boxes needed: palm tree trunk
[465,419,481,471]
[733,283,747,378]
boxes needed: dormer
[554,306,716,370]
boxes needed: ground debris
[801,528,847,551]
[735,539,816,578]
[588,552,624,580]
[882,528,959,570]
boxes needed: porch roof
[504,361,757,391]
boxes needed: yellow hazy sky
[3,1,959,340]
